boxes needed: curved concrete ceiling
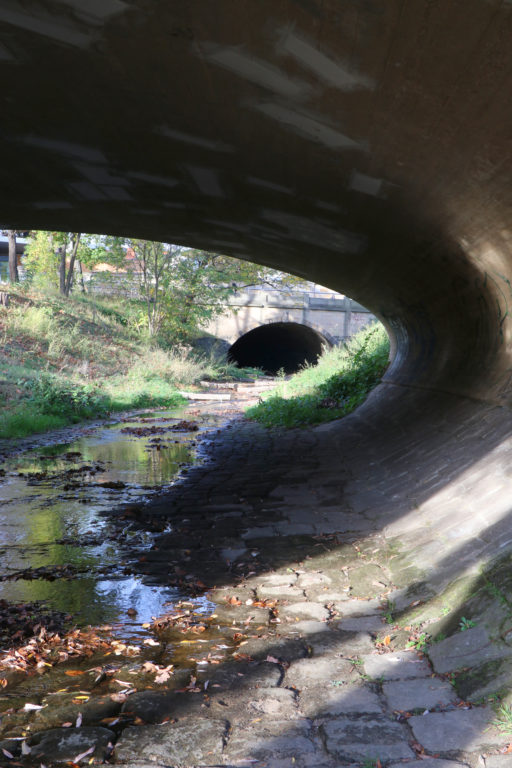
[2,1,512,403]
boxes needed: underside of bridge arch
[228,322,326,375]
[3,2,512,575]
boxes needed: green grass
[246,323,389,428]
[491,703,512,737]
[0,287,257,439]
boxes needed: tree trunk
[59,250,66,295]
[78,260,86,293]
[7,230,19,283]
[64,233,81,296]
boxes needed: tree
[118,240,305,340]
[57,232,82,297]
[7,230,19,283]
[24,231,121,295]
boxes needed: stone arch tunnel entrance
[228,322,327,375]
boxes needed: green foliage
[459,617,476,631]
[28,375,110,421]
[383,600,395,624]
[23,231,59,289]
[23,231,125,293]
[405,633,430,651]
[246,324,389,427]
[491,703,512,737]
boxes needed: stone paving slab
[336,598,384,616]
[409,707,503,751]
[313,589,350,602]
[296,572,332,588]
[281,601,330,620]
[428,627,512,674]
[362,650,431,680]
[258,584,305,598]
[340,615,385,631]
[382,677,458,710]
[285,656,358,688]
[215,687,298,719]
[276,619,331,637]
[115,719,226,765]
[307,628,375,656]
[301,682,382,716]
[322,717,415,760]
[240,635,308,662]
[224,719,315,762]
[209,660,282,689]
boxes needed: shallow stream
[0,406,222,631]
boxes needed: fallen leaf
[155,668,173,684]
[75,712,82,728]
[65,670,85,677]
[110,693,127,703]
[1,748,13,759]
[73,745,95,763]
[383,635,391,646]
[23,703,43,711]
[266,655,280,664]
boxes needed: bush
[28,374,110,422]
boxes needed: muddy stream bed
[0,383,279,761]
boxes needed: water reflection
[0,408,210,629]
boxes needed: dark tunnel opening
[227,322,327,375]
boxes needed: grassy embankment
[0,287,251,439]
[246,323,390,427]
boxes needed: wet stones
[28,726,115,763]
[120,690,203,724]
[209,660,283,689]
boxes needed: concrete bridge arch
[203,290,376,372]
[209,309,337,346]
